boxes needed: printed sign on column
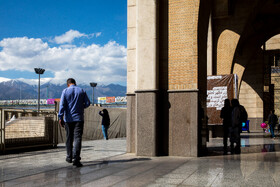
[207,74,235,125]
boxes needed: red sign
[106,97,115,103]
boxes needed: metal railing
[0,108,58,153]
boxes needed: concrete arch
[230,0,280,88]
[232,27,280,130]
[217,29,240,75]
[232,27,280,92]
[266,34,280,50]
[209,0,280,131]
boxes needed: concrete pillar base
[168,90,199,157]
[126,94,136,153]
[135,90,158,156]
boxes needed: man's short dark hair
[231,99,240,108]
[67,78,76,85]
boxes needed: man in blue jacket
[58,78,90,167]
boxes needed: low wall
[57,106,127,143]
[2,114,57,149]
[5,117,45,139]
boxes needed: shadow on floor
[83,158,152,167]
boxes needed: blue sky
[0,0,127,85]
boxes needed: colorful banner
[106,97,116,103]
[47,99,55,105]
[98,97,107,104]
[115,96,127,103]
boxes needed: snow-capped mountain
[0,79,127,101]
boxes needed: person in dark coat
[230,99,243,154]
[99,109,110,140]
[220,99,232,155]
[268,110,278,139]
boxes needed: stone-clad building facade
[127,0,280,157]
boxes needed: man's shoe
[66,158,72,163]
[73,161,83,168]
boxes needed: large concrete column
[127,0,208,157]
[168,0,208,157]
[126,0,137,153]
[135,0,159,156]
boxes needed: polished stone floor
[0,132,280,187]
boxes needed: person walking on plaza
[268,110,278,139]
[99,109,110,140]
[58,78,90,167]
[220,99,232,155]
[231,99,247,154]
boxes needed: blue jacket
[58,85,90,122]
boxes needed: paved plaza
[0,132,280,187]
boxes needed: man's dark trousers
[230,126,241,154]
[223,126,229,152]
[65,121,84,162]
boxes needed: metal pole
[0,109,2,152]
[47,85,49,99]
[1,109,6,153]
[38,74,40,113]
[92,87,94,106]
[20,85,21,100]
[89,82,97,106]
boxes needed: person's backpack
[239,105,248,123]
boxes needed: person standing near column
[231,99,247,154]
[220,99,232,155]
[58,78,90,167]
[277,116,280,135]
[99,109,110,140]
[268,110,277,139]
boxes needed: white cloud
[53,30,86,44]
[0,35,127,86]
[0,37,48,59]
[88,32,101,39]
[52,29,102,44]
[59,44,77,49]
[95,32,102,37]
